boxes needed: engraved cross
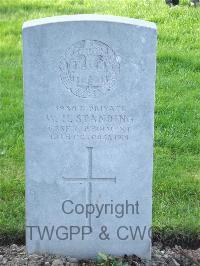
[62,147,116,226]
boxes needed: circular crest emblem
[59,40,120,98]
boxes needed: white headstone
[23,14,157,260]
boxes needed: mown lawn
[0,0,200,245]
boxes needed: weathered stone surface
[23,14,157,259]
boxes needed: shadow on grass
[154,229,200,249]
[158,54,200,72]
[0,230,199,249]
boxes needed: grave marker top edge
[22,14,156,30]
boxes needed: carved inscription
[59,40,120,98]
[46,105,134,143]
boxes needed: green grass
[0,0,200,245]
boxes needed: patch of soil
[0,243,200,266]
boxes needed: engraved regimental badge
[59,40,120,98]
